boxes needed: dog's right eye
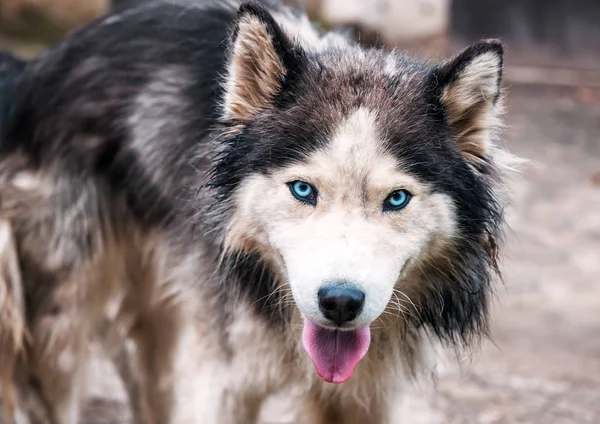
[383,189,412,212]
[288,181,317,206]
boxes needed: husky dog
[0,0,519,423]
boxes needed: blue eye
[383,189,412,211]
[288,181,317,205]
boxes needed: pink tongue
[302,319,371,384]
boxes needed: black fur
[0,52,26,139]
[0,52,25,78]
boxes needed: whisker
[393,288,422,322]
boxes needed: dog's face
[212,3,513,383]
[230,107,458,330]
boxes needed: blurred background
[1,0,599,423]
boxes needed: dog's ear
[432,40,504,164]
[223,2,303,122]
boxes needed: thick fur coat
[0,1,519,423]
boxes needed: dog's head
[210,2,516,383]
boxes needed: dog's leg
[119,245,204,424]
[128,305,184,424]
[129,304,264,424]
[27,280,91,424]
[0,168,123,424]
[117,257,186,424]
[96,313,149,424]
[110,343,148,424]
[0,220,27,424]
[111,344,149,424]
[28,273,123,424]
[0,218,77,424]
[27,269,114,424]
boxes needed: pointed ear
[223,2,301,122]
[433,39,504,164]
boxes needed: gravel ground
[5,84,600,424]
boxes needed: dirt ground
[71,84,600,424]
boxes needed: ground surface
[73,84,600,424]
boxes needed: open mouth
[302,319,371,384]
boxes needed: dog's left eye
[383,189,412,211]
[288,181,317,205]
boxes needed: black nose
[318,286,365,326]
